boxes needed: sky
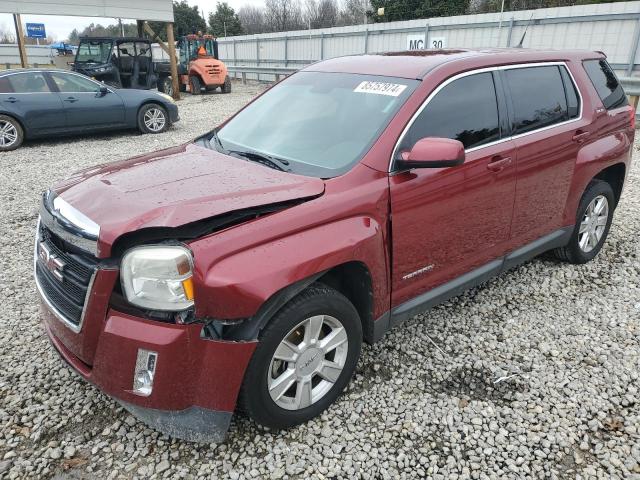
[0,0,262,42]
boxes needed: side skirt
[370,226,573,343]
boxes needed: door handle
[4,97,18,103]
[63,97,78,103]
[572,130,590,143]
[487,156,512,172]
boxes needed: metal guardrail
[227,65,299,84]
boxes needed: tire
[137,103,169,134]
[157,76,173,96]
[189,75,202,95]
[553,179,615,264]
[221,75,232,94]
[0,115,23,151]
[238,283,362,430]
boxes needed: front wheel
[238,284,362,429]
[157,76,173,96]
[189,75,202,95]
[137,104,168,134]
[221,75,231,94]
[554,179,615,264]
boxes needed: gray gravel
[1,81,639,479]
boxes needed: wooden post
[166,23,180,100]
[13,14,28,68]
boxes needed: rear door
[46,71,125,130]
[501,63,585,244]
[0,71,66,136]
[389,70,517,308]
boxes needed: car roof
[303,48,605,80]
[0,68,77,76]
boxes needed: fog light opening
[133,349,158,397]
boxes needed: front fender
[190,215,387,320]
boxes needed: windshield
[76,41,113,64]
[215,72,418,177]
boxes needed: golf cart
[71,37,157,90]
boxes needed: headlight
[121,245,194,311]
[157,92,175,103]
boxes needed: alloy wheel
[267,315,348,411]
[578,194,609,253]
[0,120,18,147]
[143,108,166,132]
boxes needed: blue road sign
[26,23,46,39]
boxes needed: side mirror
[99,85,109,95]
[396,137,465,169]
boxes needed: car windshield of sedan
[214,72,418,177]
[76,41,113,64]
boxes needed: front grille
[36,224,99,328]
[206,64,221,75]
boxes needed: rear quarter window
[583,59,628,110]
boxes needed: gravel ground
[0,82,639,480]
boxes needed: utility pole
[166,23,181,100]
[13,14,28,68]
[497,0,505,47]
[118,18,124,37]
[224,22,227,37]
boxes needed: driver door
[47,71,125,130]
[389,70,517,310]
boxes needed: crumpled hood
[53,143,325,257]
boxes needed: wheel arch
[0,112,27,138]
[216,261,376,344]
[593,162,626,207]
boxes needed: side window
[400,72,500,151]
[505,66,568,135]
[49,73,100,93]
[7,72,50,93]
[559,66,580,119]
[0,76,13,93]
[583,59,628,110]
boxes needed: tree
[149,1,207,40]
[238,5,268,34]
[208,2,243,37]
[264,0,305,31]
[338,0,370,25]
[304,0,339,28]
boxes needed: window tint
[7,72,50,93]
[0,77,12,93]
[50,72,100,93]
[559,66,580,119]
[505,66,568,135]
[400,72,500,151]
[583,59,628,110]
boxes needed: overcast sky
[0,0,262,42]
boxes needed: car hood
[52,143,325,257]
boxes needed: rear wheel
[189,75,202,95]
[221,75,232,94]
[137,104,168,134]
[0,115,23,151]
[239,284,362,429]
[554,179,615,264]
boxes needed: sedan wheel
[268,315,349,411]
[137,104,169,134]
[0,115,23,151]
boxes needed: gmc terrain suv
[35,49,634,441]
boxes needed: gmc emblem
[38,242,65,282]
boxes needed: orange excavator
[158,34,231,96]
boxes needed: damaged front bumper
[42,304,257,442]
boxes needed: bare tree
[0,25,16,44]
[338,0,369,25]
[304,0,339,28]
[264,0,305,32]
[238,5,268,34]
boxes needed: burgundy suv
[35,49,634,441]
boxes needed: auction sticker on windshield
[354,81,407,96]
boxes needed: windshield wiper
[228,150,290,171]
